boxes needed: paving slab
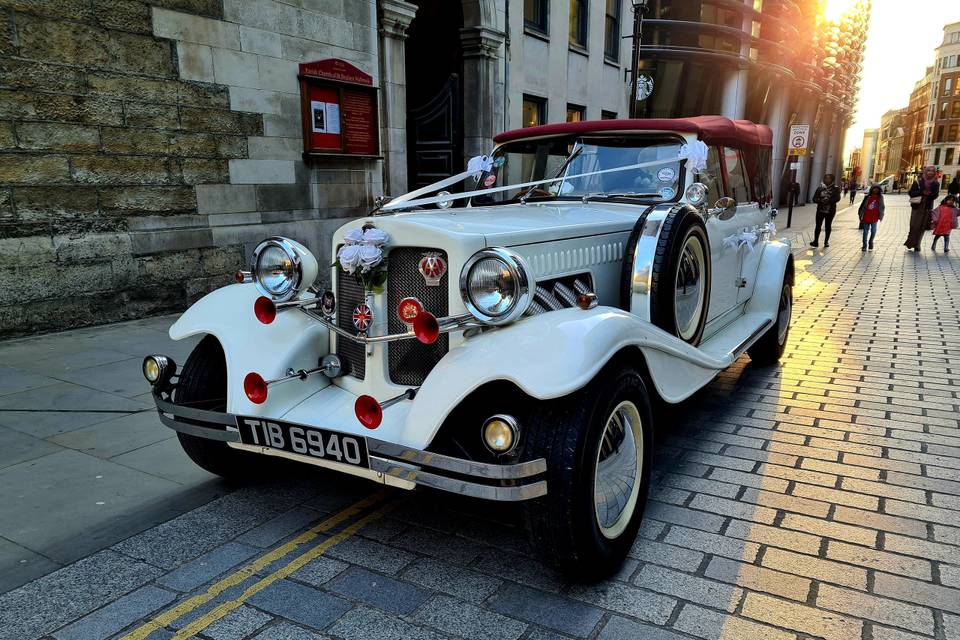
[0,424,62,469]
[110,436,217,485]
[52,584,177,640]
[54,357,153,398]
[0,536,62,595]
[47,410,174,460]
[247,578,352,630]
[0,365,60,397]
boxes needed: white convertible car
[144,116,793,578]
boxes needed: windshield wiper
[581,192,664,202]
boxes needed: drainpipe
[503,0,510,132]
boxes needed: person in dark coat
[949,175,960,198]
[849,182,857,204]
[809,173,842,247]
[904,165,941,251]
[789,181,801,206]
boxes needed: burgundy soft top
[493,115,773,149]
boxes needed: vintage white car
[144,116,793,578]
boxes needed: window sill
[603,57,622,69]
[524,27,550,43]
[568,43,589,57]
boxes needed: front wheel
[522,365,653,580]
[748,281,792,365]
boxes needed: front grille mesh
[387,247,449,386]
[335,267,366,380]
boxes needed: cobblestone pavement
[2,195,959,640]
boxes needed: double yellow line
[121,490,396,640]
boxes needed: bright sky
[843,0,960,160]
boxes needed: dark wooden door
[407,74,462,191]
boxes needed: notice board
[298,59,380,159]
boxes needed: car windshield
[472,135,685,206]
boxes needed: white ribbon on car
[678,140,709,174]
[722,228,760,254]
[380,155,688,211]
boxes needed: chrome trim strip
[157,413,240,442]
[369,458,548,501]
[366,439,546,479]
[731,319,773,357]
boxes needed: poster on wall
[299,59,378,158]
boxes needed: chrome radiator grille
[387,247,449,386]
[335,267,366,380]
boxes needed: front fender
[745,239,793,317]
[404,307,729,442]
[169,284,330,414]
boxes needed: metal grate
[387,247,450,386]
[336,265,366,380]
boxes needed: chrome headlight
[460,248,533,325]
[252,237,318,302]
[686,182,709,206]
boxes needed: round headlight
[460,248,533,325]
[252,237,318,302]
[482,415,519,454]
[686,182,709,206]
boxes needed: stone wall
[0,0,381,337]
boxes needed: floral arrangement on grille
[334,225,389,294]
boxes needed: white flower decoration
[358,244,383,272]
[343,228,365,245]
[337,244,363,274]
[362,228,389,246]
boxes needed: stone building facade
[0,0,638,337]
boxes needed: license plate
[236,416,370,469]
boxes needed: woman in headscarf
[904,166,941,251]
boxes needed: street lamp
[628,0,650,118]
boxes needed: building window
[569,0,588,48]
[604,0,621,61]
[953,101,960,118]
[522,95,546,127]
[950,124,959,142]
[936,126,944,143]
[601,110,618,119]
[934,148,941,165]
[946,79,953,96]
[942,102,949,118]
[947,148,956,166]
[566,104,586,122]
[524,0,548,34]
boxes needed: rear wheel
[176,336,261,481]
[748,281,792,365]
[522,365,653,580]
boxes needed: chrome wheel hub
[594,400,644,539]
[675,234,706,341]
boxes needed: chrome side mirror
[708,197,737,220]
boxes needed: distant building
[847,147,862,183]
[926,21,960,182]
[861,128,879,184]
[876,108,908,183]
[903,67,934,182]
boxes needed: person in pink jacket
[931,195,959,253]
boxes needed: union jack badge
[418,252,447,286]
[352,303,373,333]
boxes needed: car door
[722,147,765,304]
[702,145,744,323]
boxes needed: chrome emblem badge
[352,303,373,332]
[418,253,447,286]
[397,297,423,325]
[320,290,336,317]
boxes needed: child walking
[931,195,959,253]
[858,185,884,251]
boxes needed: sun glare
[823,0,857,21]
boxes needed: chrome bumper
[151,388,547,501]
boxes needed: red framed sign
[299,59,380,159]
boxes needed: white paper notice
[325,102,341,134]
[311,100,327,133]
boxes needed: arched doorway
[405,0,464,190]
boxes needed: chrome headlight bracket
[459,247,534,325]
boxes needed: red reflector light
[254,296,276,324]
[355,395,382,429]
[243,372,268,404]
[413,311,440,344]
[234,271,246,283]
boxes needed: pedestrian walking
[904,166,940,251]
[931,195,959,253]
[810,173,842,248]
[858,185,884,251]
[789,181,801,207]
[849,183,857,204]
[949,175,960,198]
